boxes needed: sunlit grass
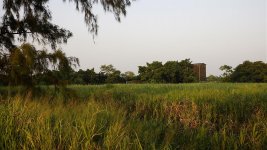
[1,83,267,149]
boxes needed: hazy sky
[1,0,267,75]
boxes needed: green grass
[1,83,267,149]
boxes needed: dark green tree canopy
[218,61,267,83]
[163,61,181,83]
[0,0,133,50]
[138,59,196,83]
[231,61,267,83]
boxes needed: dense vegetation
[1,83,267,149]
[1,44,267,87]
[0,43,79,88]
[138,59,196,83]
[69,59,198,85]
[0,44,198,86]
[230,61,267,83]
[214,61,267,83]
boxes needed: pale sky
[1,0,267,76]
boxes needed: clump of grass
[165,101,200,128]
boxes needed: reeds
[0,83,267,149]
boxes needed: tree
[138,59,196,83]
[84,69,98,84]
[0,0,133,50]
[0,43,79,88]
[178,59,196,83]
[163,61,181,83]
[231,61,267,83]
[138,61,165,83]
[106,70,124,83]
[100,64,124,83]
[97,72,107,84]
[0,53,9,85]
[72,68,97,84]
[138,66,148,81]
[219,65,233,82]
[50,50,79,84]
[100,64,117,75]
[121,71,135,83]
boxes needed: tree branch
[0,30,32,36]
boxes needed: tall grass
[0,83,267,149]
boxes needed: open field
[1,83,267,149]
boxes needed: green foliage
[72,69,98,84]
[1,83,267,149]
[100,64,117,75]
[138,59,196,83]
[0,0,133,50]
[100,64,125,83]
[220,61,267,83]
[163,61,181,83]
[179,59,197,83]
[220,65,233,82]
[138,61,164,83]
[0,43,79,88]
[231,61,267,83]
[121,71,135,82]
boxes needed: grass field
[1,83,267,149]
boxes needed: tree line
[0,44,198,86]
[66,60,267,84]
[70,59,198,85]
[1,43,267,87]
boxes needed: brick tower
[193,63,206,82]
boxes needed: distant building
[193,63,206,81]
